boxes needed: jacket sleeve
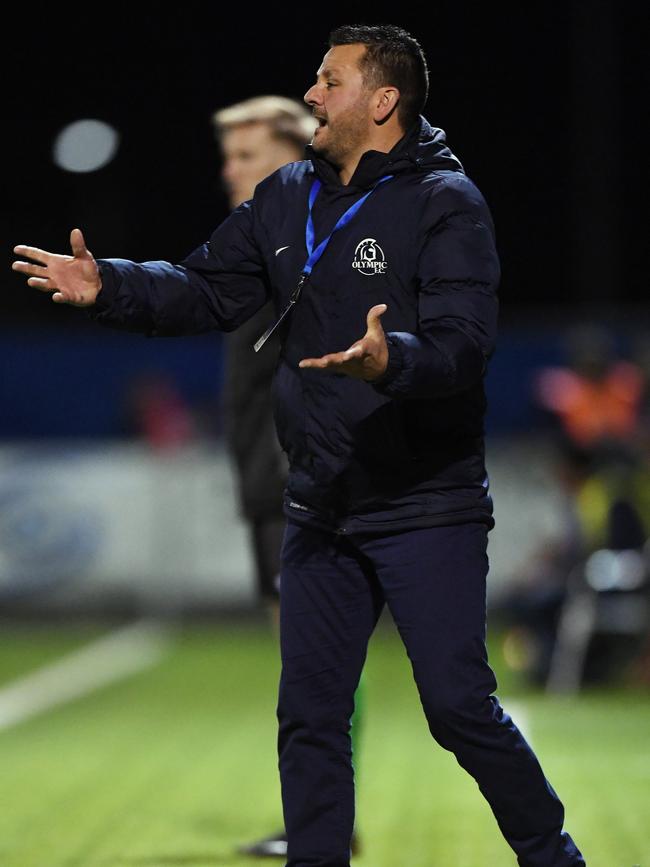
[87,195,272,337]
[371,176,499,399]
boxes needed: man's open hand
[12,228,102,307]
[299,303,389,381]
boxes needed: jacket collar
[304,114,463,192]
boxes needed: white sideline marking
[0,620,173,732]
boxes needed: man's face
[220,122,301,209]
[303,44,375,166]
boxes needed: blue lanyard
[254,173,393,352]
[303,175,392,274]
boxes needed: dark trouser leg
[277,521,383,867]
[358,522,585,867]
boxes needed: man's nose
[304,84,321,106]
[222,159,238,184]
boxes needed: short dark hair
[328,24,429,131]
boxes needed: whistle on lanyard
[253,273,307,353]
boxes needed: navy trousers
[277,519,585,867]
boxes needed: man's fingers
[366,303,388,331]
[27,276,56,291]
[70,227,88,258]
[52,292,73,304]
[300,352,345,369]
[12,261,49,278]
[13,261,58,291]
[299,355,334,369]
[12,244,52,265]
[299,346,364,370]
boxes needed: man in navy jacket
[13,23,585,867]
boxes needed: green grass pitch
[0,619,648,866]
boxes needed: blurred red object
[129,376,196,450]
[535,361,643,447]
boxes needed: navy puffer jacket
[91,115,500,534]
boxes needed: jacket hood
[304,114,464,191]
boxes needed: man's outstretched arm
[13,228,103,306]
[12,197,272,337]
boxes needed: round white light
[53,119,120,173]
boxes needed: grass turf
[0,620,648,866]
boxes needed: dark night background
[2,3,649,436]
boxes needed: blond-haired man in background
[213,95,360,859]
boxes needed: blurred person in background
[213,96,311,628]
[212,95,362,859]
[126,372,197,449]
[499,439,650,684]
[534,324,644,449]
[630,333,650,456]
[499,325,650,684]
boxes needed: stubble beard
[312,102,370,169]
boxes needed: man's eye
[326,83,336,88]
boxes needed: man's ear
[374,87,400,123]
